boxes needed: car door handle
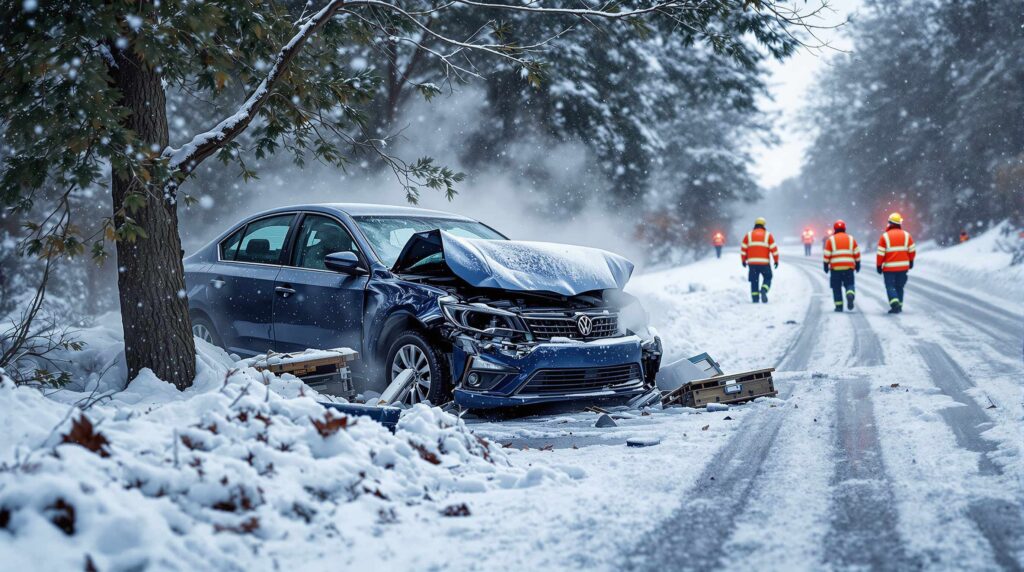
[210,278,225,289]
[275,286,296,297]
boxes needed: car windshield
[353,215,506,267]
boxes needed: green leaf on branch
[123,192,147,214]
[116,219,148,243]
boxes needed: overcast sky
[750,0,862,189]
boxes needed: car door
[205,213,296,356]
[272,213,369,353]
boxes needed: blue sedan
[184,203,662,408]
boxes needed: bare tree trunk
[110,49,196,389]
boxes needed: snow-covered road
[632,251,1022,571]
[382,247,1023,571]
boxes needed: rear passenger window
[223,214,294,264]
[220,227,245,260]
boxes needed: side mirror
[324,251,365,274]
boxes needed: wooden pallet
[243,348,358,376]
[242,348,359,398]
[662,367,776,408]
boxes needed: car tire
[385,330,450,405]
[191,314,224,348]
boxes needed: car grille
[522,313,619,340]
[518,363,644,396]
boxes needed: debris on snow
[594,414,618,428]
[378,368,416,406]
[626,437,661,448]
[706,403,729,412]
[441,503,472,517]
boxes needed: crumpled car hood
[391,229,634,297]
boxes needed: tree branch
[162,0,346,174]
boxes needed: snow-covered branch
[451,0,698,19]
[163,0,345,173]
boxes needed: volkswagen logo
[576,314,593,336]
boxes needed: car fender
[363,276,448,369]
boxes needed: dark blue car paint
[185,203,650,408]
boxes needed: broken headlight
[440,298,530,340]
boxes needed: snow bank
[917,222,1024,303]
[0,340,569,570]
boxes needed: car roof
[276,202,476,221]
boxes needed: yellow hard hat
[754,217,767,226]
[888,212,904,225]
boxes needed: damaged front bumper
[450,334,660,409]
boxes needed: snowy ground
[1,237,1022,571]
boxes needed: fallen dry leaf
[409,442,441,465]
[61,415,110,458]
[441,503,471,517]
[310,412,356,438]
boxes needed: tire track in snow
[915,342,1024,571]
[854,267,1024,569]
[778,264,825,371]
[917,284,1020,356]
[793,259,914,570]
[850,309,884,367]
[624,263,822,571]
[912,274,1021,334]
[825,376,915,570]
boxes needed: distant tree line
[784,0,1024,246]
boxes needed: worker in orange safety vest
[823,220,861,312]
[876,212,917,314]
[712,231,725,259]
[959,230,970,243]
[801,228,815,256]
[740,217,779,303]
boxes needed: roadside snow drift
[0,344,571,571]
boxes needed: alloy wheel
[192,324,214,344]
[391,343,431,404]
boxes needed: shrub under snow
[0,343,570,570]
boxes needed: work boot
[846,291,855,310]
[760,287,769,303]
[751,293,760,304]
[888,303,900,314]
[834,306,844,312]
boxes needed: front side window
[225,214,295,264]
[291,214,360,270]
[353,216,506,267]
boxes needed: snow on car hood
[392,229,634,296]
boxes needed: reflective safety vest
[876,228,916,272]
[741,228,779,266]
[823,232,860,271]
[802,230,814,244]
[712,233,725,246]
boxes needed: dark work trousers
[715,246,722,258]
[830,269,855,308]
[804,243,812,256]
[748,265,773,302]
[883,271,909,307]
